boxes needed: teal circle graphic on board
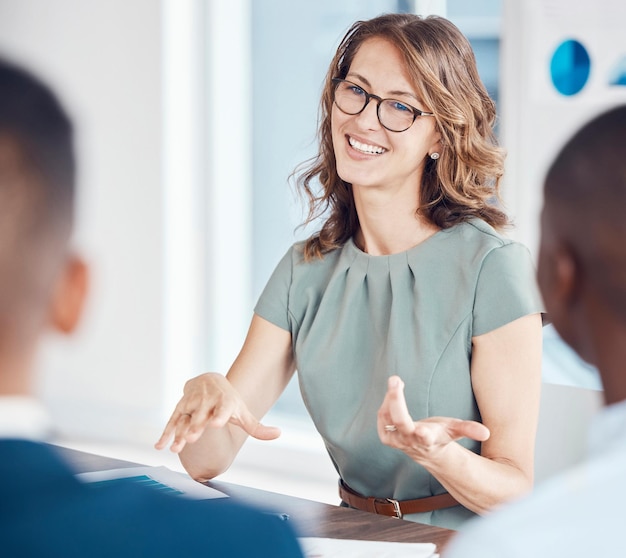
[550,39,591,96]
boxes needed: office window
[250,0,406,418]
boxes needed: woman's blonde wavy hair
[297,13,508,260]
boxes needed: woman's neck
[352,185,439,255]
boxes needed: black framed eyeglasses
[332,78,434,133]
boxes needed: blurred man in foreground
[0,58,302,557]
[445,104,626,557]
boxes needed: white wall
[535,383,603,483]
[500,0,626,257]
[0,0,169,443]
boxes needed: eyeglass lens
[333,80,416,132]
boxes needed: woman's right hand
[154,372,281,454]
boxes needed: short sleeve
[253,246,294,332]
[472,242,545,336]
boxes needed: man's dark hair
[544,104,626,318]
[0,58,75,222]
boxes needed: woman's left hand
[377,375,490,464]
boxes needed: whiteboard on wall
[500,0,626,258]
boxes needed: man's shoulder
[79,485,302,557]
[0,441,302,557]
[0,439,78,491]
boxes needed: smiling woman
[156,12,544,531]
[298,14,509,261]
[329,37,442,251]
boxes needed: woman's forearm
[179,425,243,482]
[420,442,533,515]
[156,316,296,482]
[377,370,538,516]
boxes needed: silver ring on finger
[384,424,397,432]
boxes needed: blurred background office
[0,0,623,503]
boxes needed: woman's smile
[347,134,388,156]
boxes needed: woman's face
[331,37,441,194]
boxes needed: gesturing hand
[154,372,281,453]
[377,376,490,464]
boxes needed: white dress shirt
[444,398,626,558]
[0,395,51,440]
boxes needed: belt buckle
[386,498,403,519]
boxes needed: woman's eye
[348,85,365,97]
[390,101,411,113]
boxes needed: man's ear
[553,244,578,308]
[49,254,89,334]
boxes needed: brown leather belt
[339,479,459,519]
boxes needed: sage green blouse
[254,219,543,529]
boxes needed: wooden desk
[55,445,455,552]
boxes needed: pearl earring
[430,152,440,160]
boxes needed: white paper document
[298,537,439,558]
[76,466,228,500]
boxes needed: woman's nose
[355,98,382,130]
